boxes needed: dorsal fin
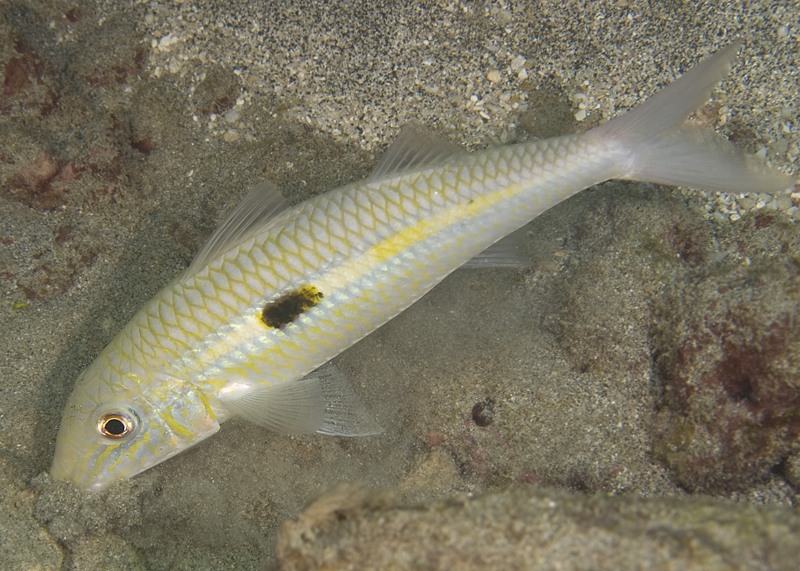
[184,181,291,278]
[367,122,466,182]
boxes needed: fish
[51,41,792,491]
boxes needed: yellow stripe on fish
[51,41,792,491]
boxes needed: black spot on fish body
[260,285,324,329]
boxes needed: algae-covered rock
[651,214,800,493]
[276,483,800,571]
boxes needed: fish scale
[52,42,793,490]
[184,137,606,389]
[79,136,610,485]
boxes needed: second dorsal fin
[367,122,466,182]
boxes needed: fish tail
[593,40,792,194]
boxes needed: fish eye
[97,411,138,440]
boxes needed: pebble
[510,56,526,71]
[738,195,756,209]
[487,70,502,83]
[168,57,183,74]
[224,108,240,124]
[776,194,793,210]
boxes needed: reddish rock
[65,8,84,24]
[55,226,73,244]
[651,256,800,493]
[1,40,60,117]
[132,137,156,154]
[8,151,60,208]
[4,149,95,210]
[86,47,145,88]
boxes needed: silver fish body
[51,41,792,491]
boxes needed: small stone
[223,129,239,142]
[574,108,586,121]
[168,57,183,74]
[776,194,793,211]
[487,69,501,83]
[223,108,240,123]
[158,34,174,51]
[496,9,513,25]
[471,398,495,427]
[738,195,756,210]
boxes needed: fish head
[51,355,220,492]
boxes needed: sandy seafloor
[1,0,800,569]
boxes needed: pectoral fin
[220,364,381,437]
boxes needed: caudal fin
[593,40,793,194]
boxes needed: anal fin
[462,226,534,268]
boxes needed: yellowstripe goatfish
[52,41,792,491]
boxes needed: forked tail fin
[593,40,793,194]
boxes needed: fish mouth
[50,425,79,482]
[50,415,116,492]
[50,437,95,490]
[50,443,126,492]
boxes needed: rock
[276,484,800,571]
[650,213,800,493]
